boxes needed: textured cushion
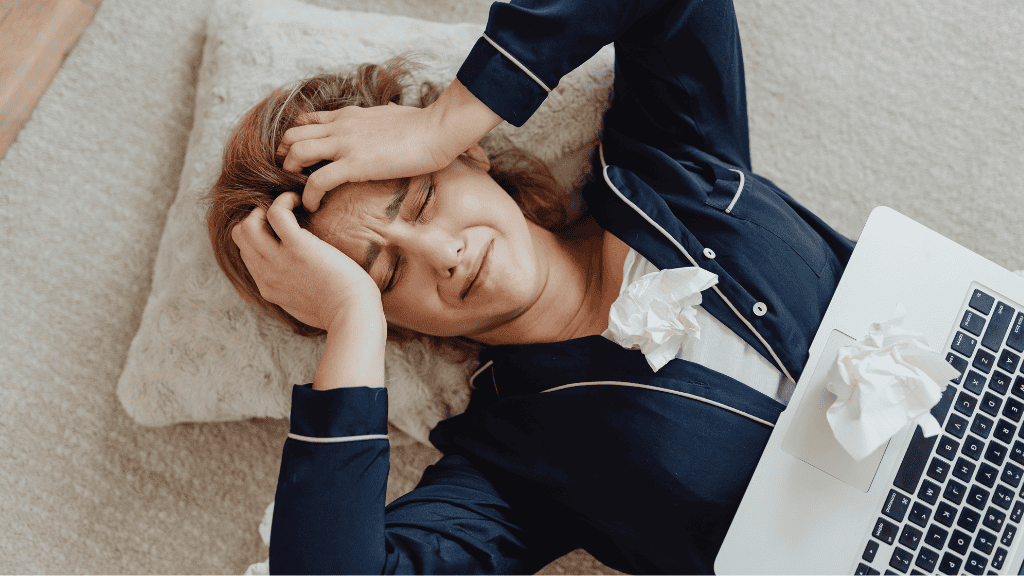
[116,0,613,444]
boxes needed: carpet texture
[0,0,1020,573]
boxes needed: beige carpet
[0,0,1020,573]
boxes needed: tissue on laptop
[602,267,719,372]
[825,305,962,461]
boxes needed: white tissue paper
[602,266,719,372]
[825,304,962,461]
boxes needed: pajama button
[703,248,716,259]
[753,302,768,316]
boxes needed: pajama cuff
[288,384,388,439]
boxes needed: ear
[460,143,491,171]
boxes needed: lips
[460,238,492,300]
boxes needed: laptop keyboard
[856,287,1024,575]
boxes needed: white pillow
[117,0,613,445]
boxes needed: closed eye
[383,175,435,294]
[415,175,435,222]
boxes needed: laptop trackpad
[782,329,889,493]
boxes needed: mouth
[460,238,493,300]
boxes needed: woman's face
[310,150,545,339]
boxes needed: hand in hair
[277,78,503,212]
[231,192,382,334]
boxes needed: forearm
[426,78,504,165]
[314,294,387,391]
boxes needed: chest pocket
[704,168,828,278]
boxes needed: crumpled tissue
[825,304,962,461]
[602,266,719,372]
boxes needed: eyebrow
[362,178,413,274]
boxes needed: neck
[470,216,625,347]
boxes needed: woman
[210,0,857,572]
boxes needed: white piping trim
[725,169,745,214]
[287,433,388,444]
[469,360,494,386]
[481,33,552,93]
[540,381,774,428]
[598,144,795,384]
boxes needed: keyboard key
[1012,375,1024,399]
[1011,441,1024,465]
[994,419,1015,443]
[899,524,922,551]
[947,353,969,384]
[961,370,987,395]
[974,349,995,374]
[890,546,913,573]
[970,289,996,315]
[894,428,940,495]
[953,331,979,358]
[956,391,980,417]
[953,457,977,482]
[1011,500,1024,522]
[967,484,990,510]
[855,562,879,575]
[935,435,959,460]
[980,392,1002,417]
[992,546,1008,570]
[919,479,941,504]
[962,435,984,460]
[936,501,958,527]
[974,528,997,554]
[976,462,999,487]
[1002,397,1023,421]
[947,413,969,439]
[915,545,939,573]
[962,310,986,337]
[991,370,1013,395]
[982,301,1015,353]
[938,550,962,575]
[971,413,993,438]
[1007,312,1024,353]
[964,550,987,575]
[905,503,929,529]
[864,539,880,562]
[926,524,949,548]
[1001,523,1017,546]
[882,489,912,522]
[927,458,951,483]
[944,479,967,504]
[949,528,972,553]
[1001,462,1023,488]
[993,484,1015,509]
[958,507,981,531]
[984,441,1007,466]
[873,517,899,544]
[999,349,1021,374]
[983,506,1006,532]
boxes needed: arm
[233,193,573,574]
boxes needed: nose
[402,226,463,277]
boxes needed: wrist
[314,294,386,392]
[426,78,503,163]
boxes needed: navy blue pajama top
[269,0,858,573]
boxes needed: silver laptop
[717,206,1024,574]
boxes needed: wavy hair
[207,55,572,360]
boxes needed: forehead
[307,178,406,259]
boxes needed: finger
[302,160,353,212]
[236,207,280,256]
[277,123,333,157]
[266,192,306,244]
[293,109,338,126]
[281,137,337,174]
